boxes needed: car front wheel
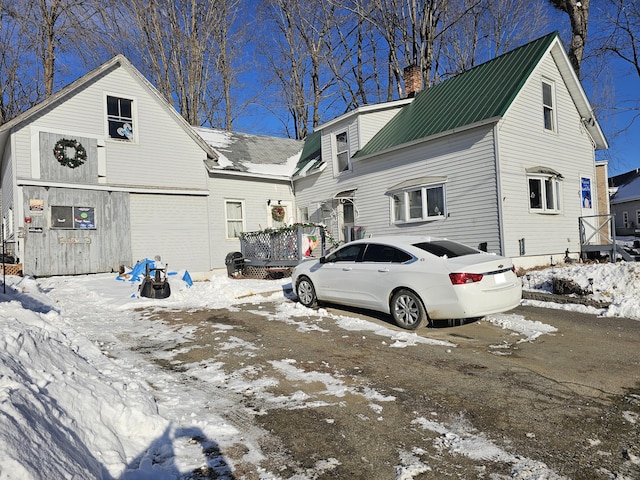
[391,289,426,330]
[296,276,317,308]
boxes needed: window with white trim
[391,183,445,223]
[528,174,562,213]
[636,210,640,229]
[542,80,556,132]
[107,95,134,141]
[334,131,350,173]
[623,211,629,229]
[225,200,244,238]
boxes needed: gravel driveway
[146,301,640,479]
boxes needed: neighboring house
[293,32,609,268]
[195,127,302,267]
[0,55,303,276]
[609,169,640,236]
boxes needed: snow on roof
[611,175,640,204]
[195,127,303,178]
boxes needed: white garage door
[130,194,211,273]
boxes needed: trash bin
[225,252,244,277]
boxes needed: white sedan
[291,236,522,330]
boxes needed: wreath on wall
[53,138,87,168]
[271,205,286,222]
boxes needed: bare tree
[441,0,550,75]
[103,0,240,127]
[5,0,98,98]
[260,0,337,139]
[601,0,640,78]
[0,1,39,123]
[548,0,590,77]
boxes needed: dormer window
[542,80,556,132]
[334,131,350,173]
[107,95,134,141]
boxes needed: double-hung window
[225,200,244,238]
[334,131,350,173]
[388,179,446,223]
[542,80,556,132]
[107,95,134,141]
[527,167,562,213]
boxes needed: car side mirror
[319,256,327,264]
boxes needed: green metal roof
[355,32,559,158]
[293,130,322,176]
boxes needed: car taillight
[449,272,484,284]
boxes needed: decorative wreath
[53,138,87,168]
[271,206,286,222]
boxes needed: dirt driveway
[147,300,640,479]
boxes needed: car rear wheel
[296,276,317,308]
[391,289,426,330]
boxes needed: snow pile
[0,259,638,478]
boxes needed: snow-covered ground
[0,259,639,479]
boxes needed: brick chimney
[403,64,422,98]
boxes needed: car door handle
[342,267,352,271]
[378,268,389,273]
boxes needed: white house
[195,127,302,268]
[609,169,640,236]
[0,56,303,276]
[292,32,609,268]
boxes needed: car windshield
[412,240,479,258]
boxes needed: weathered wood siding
[207,174,295,268]
[295,125,502,252]
[39,133,98,184]
[129,194,211,272]
[6,60,213,275]
[497,54,598,260]
[22,186,132,276]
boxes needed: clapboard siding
[497,54,597,259]
[13,65,207,190]
[129,194,210,272]
[21,186,132,276]
[207,175,295,267]
[357,107,406,149]
[295,125,502,252]
[1,147,15,235]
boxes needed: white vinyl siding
[295,125,501,252]
[542,80,556,132]
[225,200,244,238]
[498,54,598,259]
[130,194,211,272]
[207,175,295,268]
[13,65,208,190]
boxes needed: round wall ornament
[53,138,87,168]
[271,205,285,222]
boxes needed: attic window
[334,131,350,173]
[542,80,556,132]
[107,95,134,141]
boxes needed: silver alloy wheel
[391,289,424,330]
[296,277,317,307]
